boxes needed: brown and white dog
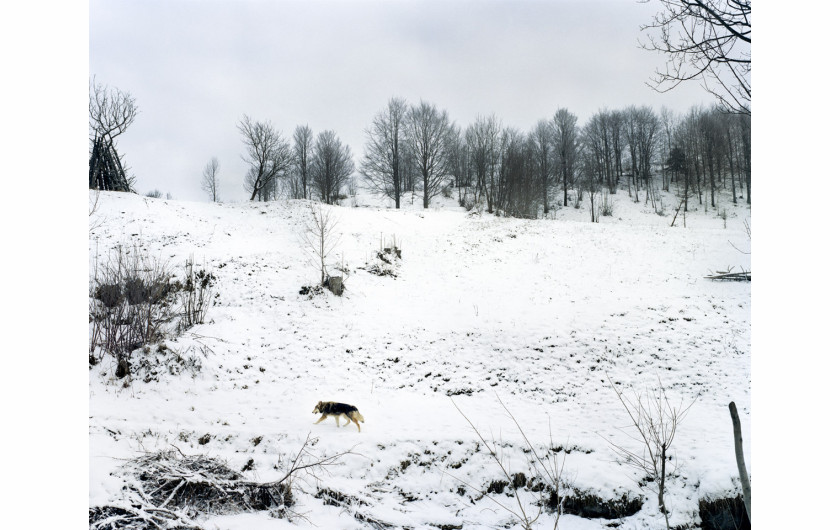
[312,401,365,432]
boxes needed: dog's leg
[351,417,361,432]
[335,415,340,427]
[342,414,352,427]
[314,414,327,425]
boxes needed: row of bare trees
[193,100,749,220]
[236,116,354,204]
[358,99,750,220]
[359,98,455,209]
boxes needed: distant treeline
[241,99,750,220]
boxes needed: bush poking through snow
[89,245,177,371]
[90,245,215,378]
[176,255,216,331]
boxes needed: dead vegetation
[91,435,356,528]
[705,267,750,282]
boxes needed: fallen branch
[705,271,751,282]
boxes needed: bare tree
[632,106,661,206]
[465,115,502,213]
[89,78,138,147]
[311,130,354,204]
[736,113,750,204]
[291,125,313,200]
[578,143,602,223]
[405,101,455,208]
[609,109,625,191]
[300,203,341,287]
[641,0,751,115]
[531,120,554,215]
[698,108,725,208]
[238,115,293,201]
[89,78,138,191]
[624,106,642,200]
[446,127,472,207]
[659,107,676,192]
[587,109,620,194]
[360,97,409,208]
[551,108,578,207]
[604,377,694,530]
[200,157,221,202]
[498,127,541,218]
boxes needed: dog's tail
[352,411,365,423]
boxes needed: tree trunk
[659,442,669,529]
[709,153,716,208]
[728,402,751,522]
[563,168,568,207]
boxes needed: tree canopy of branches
[238,115,293,201]
[311,130,355,204]
[641,0,751,115]
[89,79,138,192]
[360,97,409,208]
[405,101,455,208]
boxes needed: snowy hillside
[89,189,750,529]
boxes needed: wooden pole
[728,402,751,522]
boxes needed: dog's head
[312,401,324,414]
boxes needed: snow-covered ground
[89,187,750,529]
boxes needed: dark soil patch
[486,480,507,495]
[699,496,750,530]
[316,489,396,529]
[545,487,643,520]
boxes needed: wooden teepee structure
[89,136,132,191]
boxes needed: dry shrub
[176,255,216,331]
[89,244,177,369]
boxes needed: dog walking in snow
[312,401,365,432]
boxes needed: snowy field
[89,188,750,529]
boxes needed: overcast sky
[90,0,716,202]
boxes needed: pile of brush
[90,450,291,529]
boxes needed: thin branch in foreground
[451,396,569,530]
